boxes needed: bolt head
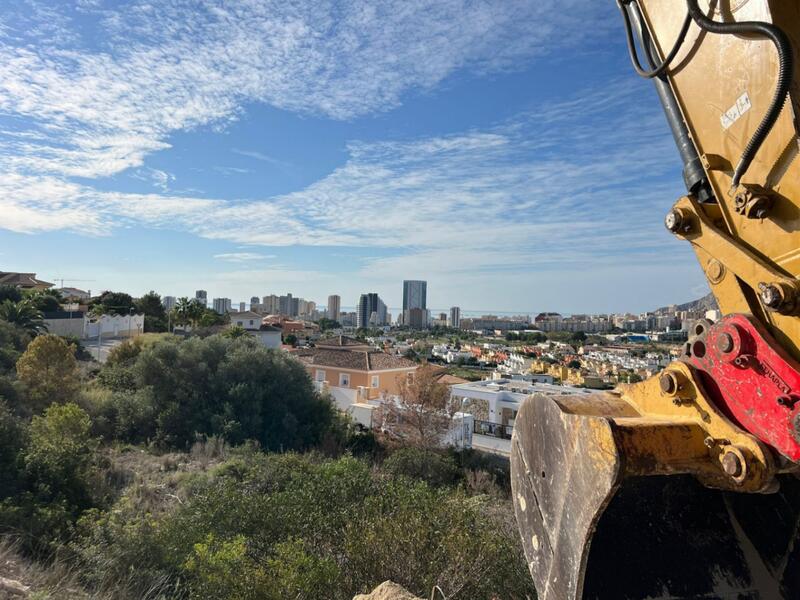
[717,333,735,354]
[664,210,683,233]
[722,451,743,478]
[704,436,715,448]
[759,284,783,309]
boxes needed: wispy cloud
[0,80,685,267]
[213,252,276,263]
[232,149,294,170]
[213,166,252,176]
[0,0,612,182]
[131,167,174,191]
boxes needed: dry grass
[0,537,89,600]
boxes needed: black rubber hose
[686,0,794,189]
[618,0,692,79]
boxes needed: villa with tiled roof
[0,271,53,290]
[296,347,417,404]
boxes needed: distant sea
[340,307,534,319]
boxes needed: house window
[371,375,379,388]
[315,369,326,382]
[339,373,350,387]
[249,320,254,326]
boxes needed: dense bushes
[0,402,98,554]
[72,452,534,599]
[383,447,462,487]
[91,335,336,450]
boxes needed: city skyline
[0,1,710,313]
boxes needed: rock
[353,581,423,600]
[0,576,30,597]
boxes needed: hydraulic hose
[686,0,794,190]
[621,0,714,201]
[618,0,692,79]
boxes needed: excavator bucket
[511,388,800,600]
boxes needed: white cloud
[213,252,276,262]
[0,0,613,182]
[0,80,688,273]
[0,2,705,311]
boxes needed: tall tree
[0,300,47,336]
[135,291,167,332]
[26,290,62,313]
[16,334,80,413]
[95,291,134,315]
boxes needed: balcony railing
[473,419,513,440]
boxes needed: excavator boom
[512,1,800,598]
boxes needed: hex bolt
[722,451,743,478]
[706,259,725,284]
[664,209,689,234]
[704,436,715,449]
[759,283,784,311]
[717,333,735,354]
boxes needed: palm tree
[174,297,192,326]
[187,299,206,326]
[0,299,47,335]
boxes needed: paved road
[472,433,511,456]
[86,337,126,363]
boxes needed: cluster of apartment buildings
[172,280,466,332]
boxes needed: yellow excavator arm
[512,2,800,598]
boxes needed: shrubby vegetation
[90,335,334,450]
[0,317,534,599]
[70,451,532,599]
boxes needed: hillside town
[0,269,720,456]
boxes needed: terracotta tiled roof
[367,352,416,371]
[297,348,416,372]
[0,272,53,288]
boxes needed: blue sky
[0,0,710,313]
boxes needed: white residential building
[230,311,262,330]
[497,352,534,376]
[449,378,591,440]
[212,297,232,314]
